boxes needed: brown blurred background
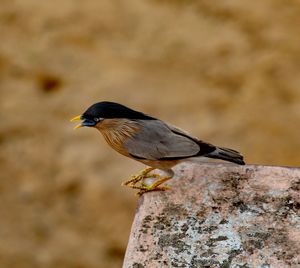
[0,0,299,267]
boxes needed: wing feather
[124,120,200,160]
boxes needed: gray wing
[124,120,201,160]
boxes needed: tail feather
[205,146,245,165]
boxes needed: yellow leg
[122,175,141,187]
[147,176,171,188]
[136,176,172,196]
[122,167,155,187]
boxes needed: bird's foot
[135,186,171,196]
[135,176,172,196]
[122,167,158,187]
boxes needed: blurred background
[1,0,300,267]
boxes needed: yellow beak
[70,115,82,122]
[70,115,82,129]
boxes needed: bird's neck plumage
[95,119,139,156]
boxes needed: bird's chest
[100,130,131,157]
[96,118,140,157]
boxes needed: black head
[75,101,156,127]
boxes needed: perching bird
[71,101,245,196]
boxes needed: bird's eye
[94,117,103,122]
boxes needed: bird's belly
[100,129,179,170]
[136,159,180,170]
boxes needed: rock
[123,163,300,268]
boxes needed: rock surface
[123,163,300,268]
[1,1,300,267]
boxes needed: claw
[135,176,172,196]
[136,186,171,196]
[121,168,172,196]
[121,175,140,186]
[121,167,155,187]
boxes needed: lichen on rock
[123,163,300,268]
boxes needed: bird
[71,101,245,196]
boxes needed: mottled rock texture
[2,0,300,266]
[123,163,300,268]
